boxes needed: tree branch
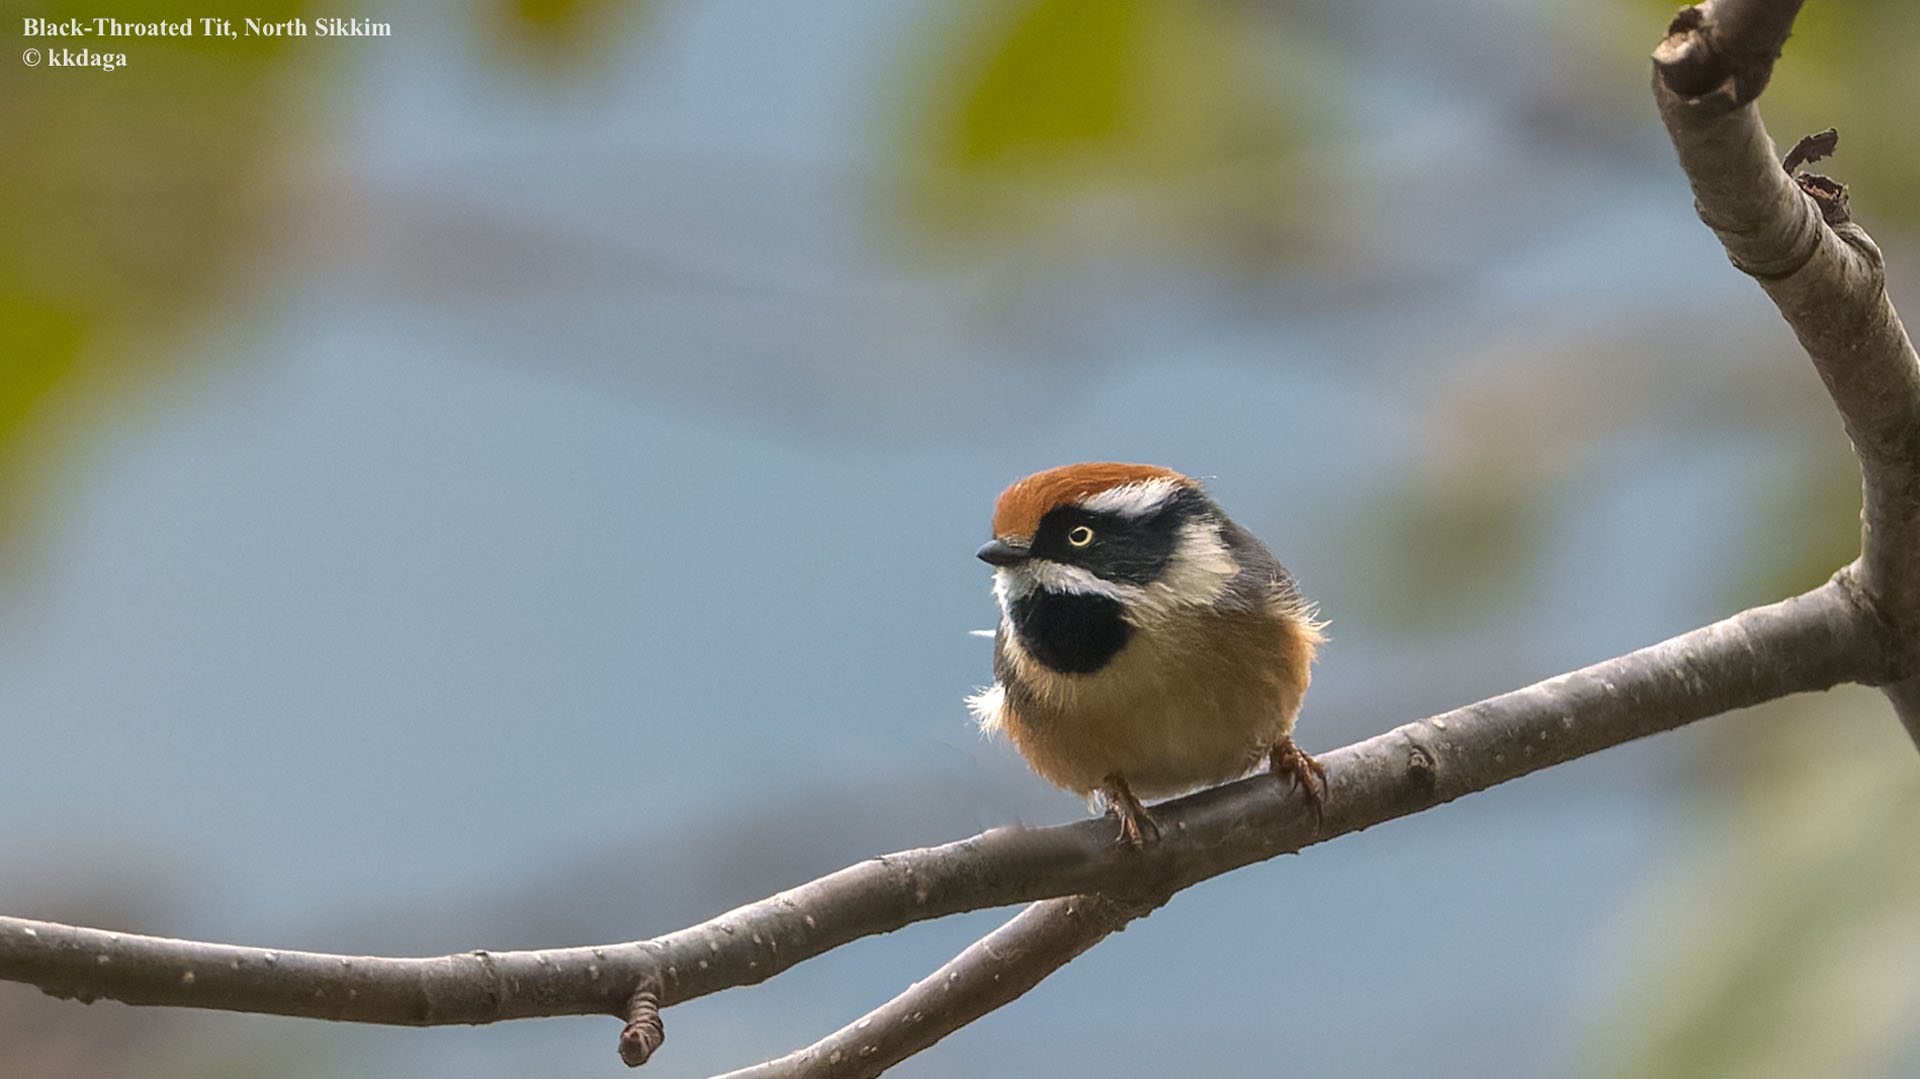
[2,575,1886,1068]
[703,575,1885,1076]
[1653,0,1920,742]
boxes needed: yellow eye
[1067,525,1095,548]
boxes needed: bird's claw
[1269,738,1328,831]
[1100,774,1159,848]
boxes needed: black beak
[976,538,1030,567]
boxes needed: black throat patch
[1007,589,1130,674]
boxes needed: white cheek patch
[1080,477,1181,519]
[996,561,1145,608]
[1138,518,1235,613]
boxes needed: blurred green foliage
[949,0,1150,165]
[488,0,655,70]
[0,0,306,561]
[1361,362,1592,631]
[1374,473,1544,629]
[0,304,81,447]
[1588,692,1920,1078]
[1743,437,1864,603]
[0,0,651,573]
[894,0,1330,259]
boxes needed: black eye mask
[1027,487,1209,586]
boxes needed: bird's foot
[1099,774,1159,848]
[1268,737,1328,831]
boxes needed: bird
[967,462,1326,846]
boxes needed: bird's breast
[988,600,1314,799]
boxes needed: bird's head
[977,462,1240,615]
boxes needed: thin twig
[709,892,1168,1079]
[619,977,667,1067]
